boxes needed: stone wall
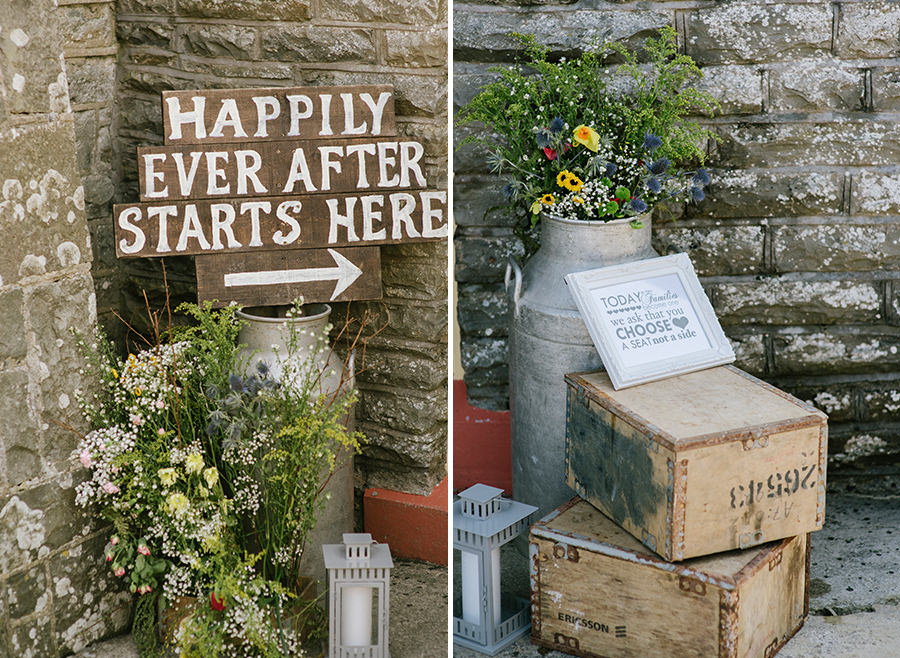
[112,0,449,494]
[454,0,900,465]
[0,1,130,656]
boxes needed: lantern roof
[323,534,394,570]
[454,485,537,538]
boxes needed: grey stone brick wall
[0,1,130,655]
[454,0,900,466]
[112,0,448,494]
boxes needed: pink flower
[155,399,165,410]
[105,552,113,563]
[110,535,119,545]
[129,413,144,427]
[137,544,150,556]
[79,449,92,468]
[102,482,120,494]
[113,566,125,577]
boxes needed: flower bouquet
[458,28,717,234]
[72,301,364,658]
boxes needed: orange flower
[573,124,600,152]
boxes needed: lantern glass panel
[498,541,530,621]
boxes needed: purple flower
[549,117,565,133]
[629,198,648,214]
[642,132,663,151]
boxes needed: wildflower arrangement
[72,301,363,658]
[457,28,718,229]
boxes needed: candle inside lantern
[341,585,373,646]
[461,550,481,624]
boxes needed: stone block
[0,120,91,287]
[695,64,762,115]
[381,252,448,301]
[773,330,900,376]
[358,386,446,435]
[358,339,447,390]
[0,0,69,115]
[385,26,447,68]
[73,109,96,173]
[455,231,524,283]
[358,421,445,471]
[0,369,41,487]
[454,175,518,227]
[5,565,47,620]
[60,2,115,50]
[653,224,764,276]
[116,19,175,49]
[453,61,498,111]
[835,2,900,59]
[355,299,448,343]
[852,170,900,215]
[397,121,448,160]
[685,3,832,64]
[0,289,27,359]
[459,335,507,384]
[180,24,256,59]
[51,534,131,653]
[67,56,116,106]
[261,26,374,63]
[711,279,883,326]
[687,169,843,219]
[454,7,669,61]
[321,0,443,26]
[452,122,490,174]
[456,282,509,336]
[7,613,55,658]
[117,67,191,96]
[872,66,900,111]
[769,62,865,112]
[773,223,900,272]
[177,0,310,21]
[117,94,162,134]
[118,0,176,12]
[462,383,508,411]
[777,381,856,423]
[714,120,900,168]
[725,331,767,376]
[862,384,900,422]
[178,57,294,83]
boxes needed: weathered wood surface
[530,498,808,658]
[113,190,448,258]
[137,137,427,202]
[565,365,827,561]
[195,246,381,307]
[162,85,396,145]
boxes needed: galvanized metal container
[505,213,657,519]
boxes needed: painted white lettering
[117,207,145,254]
[209,99,248,139]
[346,143,376,189]
[360,195,386,241]
[359,92,391,135]
[273,201,302,246]
[319,146,344,191]
[326,197,359,243]
[399,141,427,187]
[377,142,399,187]
[390,193,419,240]
[205,152,230,195]
[286,94,313,136]
[147,205,177,253]
[176,205,211,252]
[341,93,367,135]
[143,153,168,198]
[282,148,317,193]
[420,191,447,238]
[252,96,280,138]
[165,96,206,141]
[319,94,333,136]
[171,152,202,196]
[239,201,270,247]
[235,150,266,195]
[210,203,241,250]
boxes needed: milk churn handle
[505,257,523,318]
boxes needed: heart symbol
[673,316,689,329]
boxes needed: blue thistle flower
[228,373,242,392]
[203,384,220,400]
[535,129,551,148]
[693,168,711,186]
[255,360,270,376]
[549,117,565,133]
[642,132,663,152]
[690,186,705,201]
[605,162,618,175]
[630,198,648,214]
[502,183,516,200]
[648,158,670,175]
[646,177,662,193]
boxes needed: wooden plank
[113,190,447,258]
[195,246,382,307]
[137,137,428,202]
[162,85,396,145]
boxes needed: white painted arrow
[223,248,363,301]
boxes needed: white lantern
[453,483,537,655]
[323,533,393,657]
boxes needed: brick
[769,62,865,112]
[382,249,448,302]
[177,0,310,21]
[835,2,900,59]
[711,279,883,326]
[321,0,443,26]
[178,58,293,83]
[686,3,832,65]
[773,330,900,376]
[455,7,669,61]
[654,225,764,276]
[331,298,447,343]
[60,3,115,50]
[455,232,525,283]
[714,121,900,168]
[852,170,900,215]
[117,94,162,134]
[261,26,375,63]
[385,27,447,68]
[773,223,900,272]
[456,282,509,336]
[687,169,843,219]
[180,24,256,59]
[7,614,55,658]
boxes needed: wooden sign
[113,191,447,258]
[195,247,381,307]
[137,137,427,202]
[114,83,444,308]
[564,253,734,389]
[162,85,396,145]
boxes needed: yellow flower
[134,387,142,397]
[110,368,118,380]
[573,124,600,152]
[574,196,585,204]
[158,468,177,487]
[540,194,555,205]
[185,453,204,475]
[203,467,219,489]
[530,199,542,215]
[556,171,571,188]
[565,175,584,193]
[166,492,190,516]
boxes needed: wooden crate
[530,498,810,658]
[565,365,827,561]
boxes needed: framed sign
[565,253,734,389]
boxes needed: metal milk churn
[505,214,658,519]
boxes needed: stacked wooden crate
[529,365,828,658]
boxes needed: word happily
[729,465,818,509]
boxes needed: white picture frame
[565,253,735,389]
